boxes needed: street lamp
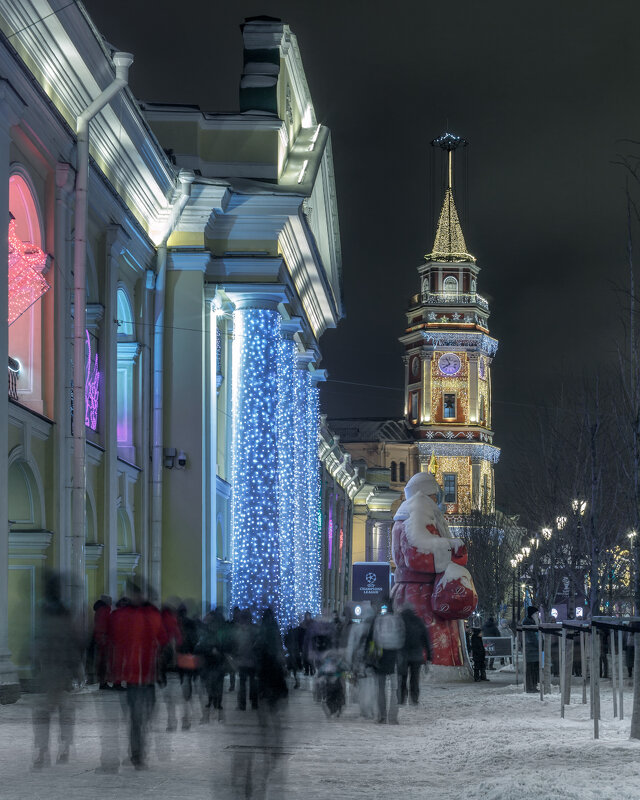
[510,557,518,628]
[628,530,638,614]
[542,527,552,540]
[556,516,567,530]
[572,499,587,516]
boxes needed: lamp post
[515,552,524,620]
[628,530,638,614]
[510,558,518,628]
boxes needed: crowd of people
[30,576,436,772]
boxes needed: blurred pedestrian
[234,609,258,710]
[109,582,168,769]
[159,600,183,732]
[346,606,376,718]
[284,618,303,689]
[196,607,230,723]
[397,606,431,704]
[471,629,487,681]
[32,572,83,768]
[90,595,111,689]
[368,598,405,724]
[482,617,500,670]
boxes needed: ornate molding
[418,441,500,464]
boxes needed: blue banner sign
[352,562,390,602]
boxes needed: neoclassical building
[0,4,345,699]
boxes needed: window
[444,473,457,504]
[8,171,48,414]
[483,474,489,512]
[116,287,134,338]
[443,393,456,419]
[480,397,486,425]
[390,461,397,482]
[443,276,458,296]
[410,392,419,421]
[399,462,406,482]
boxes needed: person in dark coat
[482,617,500,670]
[625,631,635,678]
[32,572,83,768]
[254,608,288,710]
[284,620,303,689]
[397,606,431,704]
[470,629,487,681]
[235,609,258,710]
[522,606,540,693]
[196,607,230,722]
[91,595,112,689]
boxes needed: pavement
[0,669,638,800]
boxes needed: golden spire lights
[425,132,475,264]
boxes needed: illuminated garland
[230,309,281,620]
[230,310,322,628]
[277,334,297,632]
[8,219,49,325]
[85,330,100,430]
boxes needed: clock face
[438,352,461,376]
[410,357,420,379]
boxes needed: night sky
[84,0,640,510]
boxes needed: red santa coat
[391,493,477,667]
[109,603,168,686]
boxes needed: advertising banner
[352,562,390,602]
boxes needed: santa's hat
[404,471,440,499]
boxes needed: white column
[468,353,479,424]
[421,352,433,423]
[53,163,75,579]
[103,228,127,599]
[0,80,24,702]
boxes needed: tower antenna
[431,131,467,191]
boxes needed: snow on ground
[0,672,638,800]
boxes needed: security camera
[176,450,187,469]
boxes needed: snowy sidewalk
[0,672,638,800]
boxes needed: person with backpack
[367,598,405,724]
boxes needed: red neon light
[8,218,49,325]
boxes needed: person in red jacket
[92,595,112,689]
[109,583,168,769]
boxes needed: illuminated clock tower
[400,133,499,530]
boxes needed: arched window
[390,461,397,482]
[399,462,406,482]
[116,287,134,338]
[8,171,48,414]
[443,276,458,297]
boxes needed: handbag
[176,653,202,671]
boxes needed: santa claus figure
[391,472,477,675]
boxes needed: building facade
[0,4,343,699]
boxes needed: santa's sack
[431,566,477,620]
[373,613,405,650]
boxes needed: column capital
[106,224,130,261]
[55,162,76,196]
[0,80,25,135]
[224,285,289,310]
[281,316,304,340]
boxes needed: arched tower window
[399,462,406,482]
[8,171,48,414]
[390,461,397,482]
[443,276,458,297]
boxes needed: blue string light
[230,308,281,620]
[230,310,322,627]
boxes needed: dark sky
[84,0,640,508]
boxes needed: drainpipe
[150,169,195,597]
[71,52,133,622]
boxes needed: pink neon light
[85,330,100,430]
[328,502,333,569]
[8,219,49,325]
[339,527,344,570]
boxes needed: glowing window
[444,473,457,504]
[443,276,458,296]
[116,288,134,338]
[443,393,456,419]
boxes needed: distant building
[330,134,499,593]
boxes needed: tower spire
[425,132,475,264]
